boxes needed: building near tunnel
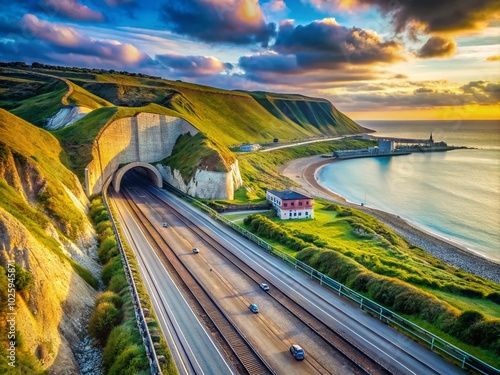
[266,190,314,220]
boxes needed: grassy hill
[0,66,367,147]
[0,65,368,186]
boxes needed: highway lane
[127,184,333,374]
[148,184,467,375]
[110,191,236,375]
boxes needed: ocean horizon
[317,120,500,263]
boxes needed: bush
[245,214,309,251]
[88,302,123,345]
[102,327,132,372]
[13,263,33,291]
[96,291,123,309]
[96,220,112,233]
[98,227,115,243]
[102,257,124,287]
[108,345,148,375]
[98,237,118,264]
[108,272,128,293]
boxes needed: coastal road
[135,182,466,375]
[259,136,345,152]
[109,191,236,375]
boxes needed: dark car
[248,303,259,313]
[193,248,199,254]
[290,344,305,360]
[259,283,270,291]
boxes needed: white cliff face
[46,105,92,130]
[157,160,242,200]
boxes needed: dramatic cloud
[21,14,83,47]
[274,19,407,68]
[239,51,381,86]
[40,0,104,22]
[156,54,233,77]
[417,36,456,59]
[159,0,276,45]
[461,80,500,103]
[237,18,407,86]
[6,14,150,68]
[332,79,500,111]
[334,0,500,35]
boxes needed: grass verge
[89,195,177,374]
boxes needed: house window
[299,201,303,206]
[291,202,295,206]
[298,212,302,216]
[294,213,297,216]
[284,203,288,207]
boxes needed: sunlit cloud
[159,0,276,46]
[156,54,233,77]
[41,0,104,22]
[417,36,456,59]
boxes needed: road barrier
[103,182,162,375]
[164,182,499,375]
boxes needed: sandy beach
[279,155,500,284]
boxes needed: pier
[335,134,465,159]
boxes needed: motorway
[109,180,467,375]
[111,191,236,375]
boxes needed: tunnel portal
[112,162,162,192]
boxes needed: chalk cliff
[157,160,242,200]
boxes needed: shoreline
[280,155,500,284]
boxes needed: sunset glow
[0,0,498,120]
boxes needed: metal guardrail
[102,183,162,375]
[164,183,500,375]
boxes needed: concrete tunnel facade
[85,112,199,195]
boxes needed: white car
[259,283,270,291]
[193,248,200,254]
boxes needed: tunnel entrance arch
[112,162,162,192]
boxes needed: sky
[0,0,499,120]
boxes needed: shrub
[109,272,128,293]
[13,263,33,291]
[88,302,123,345]
[98,227,115,243]
[96,291,123,309]
[98,237,118,264]
[102,327,132,372]
[108,345,148,375]
[102,257,123,287]
[96,220,112,234]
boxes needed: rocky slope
[0,109,99,374]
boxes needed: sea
[317,120,500,263]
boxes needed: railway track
[119,187,274,375]
[142,185,393,375]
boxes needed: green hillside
[0,109,87,239]
[0,66,367,148]
[0,65,368,188]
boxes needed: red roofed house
[266,189,314,220]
